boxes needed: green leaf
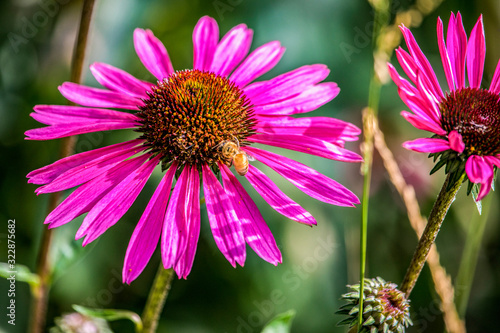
[261,310,296,333]
[72,305,143,333]
[471,184,482,215]
[0,262,40,289]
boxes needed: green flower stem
[141,266,175,333]
[29,1,96,332]
[400,174,465,297]
[357,1,390,329]
[455,192,492,317]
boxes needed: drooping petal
[35,143,142,194]
[466,15,486,89]
[245,164,316,225]
[123,164,176,284]
[245,147,359,207]
[220,164,281,265]
[244,64,330,105]
[253,82,339,116]
[27,139,144,185]
[193,16,219,71]
[248,133,362,162]
[77,155,158,246]
[465,155,492,183]
[466,155,494,201]
[59,82,143,110]
[254,115,361,143]
[173,166,200,279]
[402,138,450,153]
[448,130,465,153]
[45,154,148,229]
[210,24,253,77]
[230,41,285,87]
[161,165,191,270]
[134,28,174,80]
[437,17,456,90]
[202,164,246,267]
[90,62,152,99]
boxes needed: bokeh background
[1,0,500,332]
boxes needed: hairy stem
[141,266,175,333]
[400,174,464,297]
[29,1,96,332]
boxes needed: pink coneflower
[388,12,500,200]
[27,16,362,282]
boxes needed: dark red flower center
[136,70,255,168]
[440,87,500,155]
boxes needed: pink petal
[45,154,148,228]
[400,111,446,135]
[489,58,500,94]
[30,104,140,125]
[244,147,359,207]
[134,28,174,80]
[245,164,316,225]
[398,89,441,126]
[253,82,339,116]
[447,12,467,89]
[59,82,142,110]
[161,165,191,270]
[174,166,201,279]
[437,17,456,90]
[90,62,152,99]
[210,24,253,77]
[220,164,281,265]
[244,64,330,105]
[400,25,443,100]
[248,133,362,162]
[230,41,285,87]
[27,139,144,185]
[395,48,418,84]
[254,115,361,143]
[193,16,219,71]
[415,73,441,122]
[77,155,158,245]
[466,15,485,89]
[448,130,465,153]
[466,155,494,201]
[123,164,177,284]
[402,138,450,153]
[26,121,139,140]
[202,164,246,267]
[465,155,492,183]
[35,143,142,194]
[161,166,201,279]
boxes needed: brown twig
[29,1,96,332]
[372,118,466,333]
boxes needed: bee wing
[246,153,255,162]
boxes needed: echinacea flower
[27,16,362,282]
[388,12,500,201]
[337,277,412,333]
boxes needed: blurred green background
[1,0,500,332]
